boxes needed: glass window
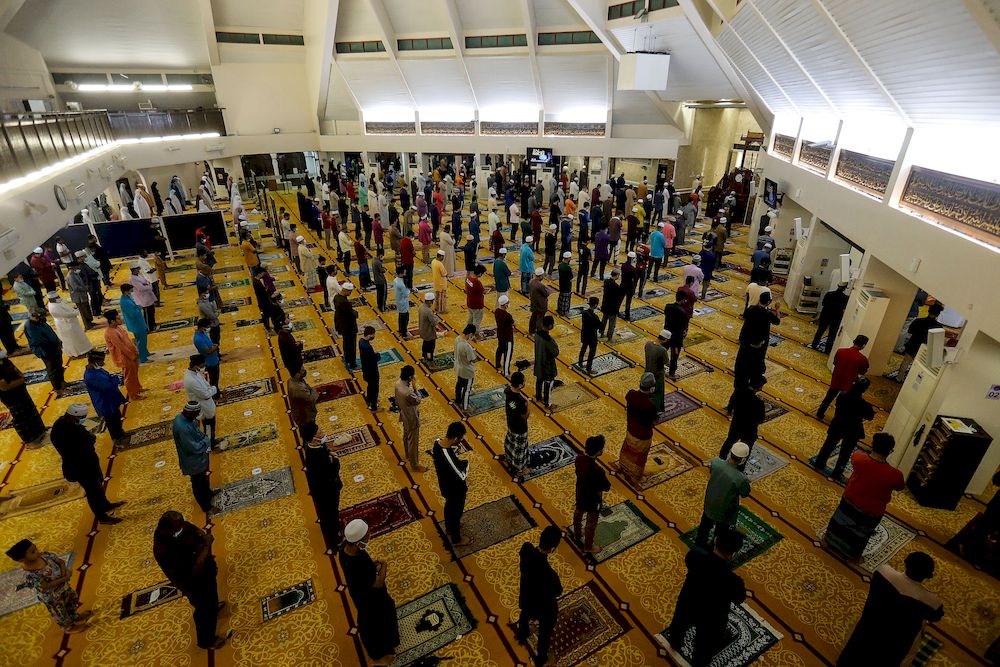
[514,34,527,46]
[413,39,427,50]
[443,37,453,49]
[465,36,481,48]
[482,36,498,48]
[398,39,412,50]
[555,32,573,45]
[263,34,304,46]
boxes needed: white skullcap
[410,206,416,210]
[46,291,59,299]
[563,251,572,258]
[765,226,773,232]
[344,518,369,543]
[342,282,354,291]
[719,208,725,213]
[525,235,533,243]
[437,249,445,256]
[631,207,638,213]
[692,255,701,264]
[296,236,305,242]
[730,441,750,458]
[763,243,772,249]
[627,252,636,258]
[497,294,509,306]
[499,247,507,254]
[33,247,43,253]
[424,292,435,301]
[67,403,89,417]
[130,261,140,269]
[534,267,544,276]
[657,222,664,228]
[74,250,87,257]
[549,224,557,230]
[466,234,473,240]
[659,329,672,340]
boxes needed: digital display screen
[527,147,554,166]
[763,178,778,208]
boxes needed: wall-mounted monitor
[527,147,554,167]
[763,177,778,208]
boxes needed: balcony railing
[1,109,226,184]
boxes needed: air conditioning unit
[886,344,947,474]
[617,53,670,91]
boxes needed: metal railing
[1,108,227,183]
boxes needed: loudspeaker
[926,328,945,370]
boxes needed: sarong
[825,498,881,560]
[617,431,652,480]
[504,430,530,472]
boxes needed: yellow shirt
[242,240,259,267]
[431,259,448,290]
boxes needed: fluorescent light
[549,107,607,123]
[74,83,193,93]
[141,84,194,92]
[77,84,109,92]
[363,106,415,123]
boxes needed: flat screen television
[763,177,778,208]
[527,147,554,167]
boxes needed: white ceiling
[211,0,304,31]
[336,0,382,42]
[383,0,449,36]
[456,0,523,33]
[531,0,587,31]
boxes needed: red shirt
[30,254,56,283]
[465,276,484,309]
[831,346,870,392]
[678,285,698,318]
[322,211,332,229]
[400,238,414,265]
[495,308,514,343]
[353,240,367,264]
[844,452,904,516]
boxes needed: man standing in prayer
[46,292,91,359]
[838,551,943,666]
[433,421,473,548]
[503,371,531,477]
[83,349,129,444]
[299,237,319,289]
[359,326,381,412]
[66,262,93,330]
[454,324,478,412]
[183,354,218,444]
[128,262,157,331]
[810,282,850,353]
[301,422,343,545]
[617,372,658,482]
[534,315,559,408]
[666,530,746,665]
[24,308,64,392]
[171,402,217,514]
[600,269,624,341]
[118,284,149,363]
[818,335,870,421]
[153,511,227,650]
[516,526,564,666]
[575,435,611,554]
[431,249,448,314]
[728,291,781,412]
[644,330,671,413]
[577,296,602,375]
[400,229,416,289]
[100,311,142,401]
[720,375,767,460]
[418,293,438,364]
[495,294,515,378]
[519,236,535,295]
[51,403,124,524]
[620,252,639,321]
[696,441,751,548]
[494,247,512,301]
[556,252,573,316]
[193,318,221,391]
[339,519,400,666]
[896,302,944,382]
[334,283,360,370]
[392,267,410,335]
[277,318,304,373]
[528,268,549,336]
[287,367,318,430]
[465,265,486,334]
[812,377,875,480]
[395,365,427,472]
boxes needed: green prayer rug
[680,506,783,569]
[569,500,660,564]
[392,584,476,665]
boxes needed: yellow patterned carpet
[0,190,996,666]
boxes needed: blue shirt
[119,294,147,335]
[751,249,771,270]
[494,260,511,292]
[24,320,61,358]
[649,231,666,259]
[193,330,219,366]
[83,366,126,417]
[392,277,410,312]
[519,244,534,273]
[172,413,210,475]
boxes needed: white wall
[0,33,58,112]
[785,221,852,310]
[212,62,317,136]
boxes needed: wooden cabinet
[907,416,992,510]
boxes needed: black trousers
[812,318,842,352]
[668,345,682,377]
[422,339,436,362]
[183,563,220,649]
[815,430,858,477]
[817,387,840,419]
[496,340,513,376]
[375,282,387,311]
[542,253,555,275]
[341,251,351,275]
[144,304,157,331]
[403,264,414,288]
[43,349,64,390]
[695,513,736,549]
[206,364,220,392]
[518,604,558,665]
[623,290,635,319]
[579,340,597,371]
[364,373,379,409]
[342,331,357,368]
[455,376,472,411]
[535,378,554,406]
[202,416,217,443]
[667,608,727,667]
[209,326,221,347]
[398,311,410,335]
[190,471,215,512]
[74,300,94,328]
[0,317,17,354]
[444,487,467,542]
[590,258,607,279]
[89,290,104,317]
[576,265,589,294]
[649,257,663,282]
[77,469,112,518]
[104,410,125,440]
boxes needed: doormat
[743,444,789,483]
[423,352,454,372]
[235,318,263,328]
[463,385,507,417]
[0,553,74,618]
[214,424,279,453]
[550,382,598,413]
[58,373,123,397]
[120,581,182,618]
[572,352,632,378]
[655,392,702,424]
[211,466,295,517]
[118,420,173,450]
[389,388,429,412]
[217,278,250,289]
[671,356,711,380]
[325,424,379,456]
[681,506,783,569]
[315,379,358,404]
[761,399,787,423]
[521,581,630,667]
[622,305,659,321]
[641,287,671,299]
[303,345,336,363]
[340,489,421,540]
[626,442,694,491]
[517,436,578,482]
[377,348,404,367]
[156,316,198,331]
[261,579,315,622]
[569,500,659,564]
[656,601,782,667]
[0,479,85,520]
[608,324,644,344]
[437,495,535,559]
[217,377,276,405]
[393,583,476,666]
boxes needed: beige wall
[0,34,58,112]
[674,107,760,191]
[213,62,316,136]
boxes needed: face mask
[172,527,184,537]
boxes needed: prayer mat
[657,601,782,667]
[268,265,290,273]
[518,436,578,481]
[156,316,198,331]
[120,581,182,619]
[693,306,718,317]
[641,286,671,299]
[463,385,507,417]
[712,274,730,283]
[166,263,195,272]
[565,304,587,319]
[437,495,536,559]
[214,424,279,453]
[807,448,855,479]
[628,442,694,490]
[570,501,660,564]
[389,388,429,412]
[423,352,454,372]
[163,280,195,289]
[477,326,497,340]
[274,280,296,288]
[393,584,476,666]
[622,305,659,322]
[743,444,789,483]
[0,479,85,520]
[407,322,448,339]
[222,297,251,309]
[768,333,784,347]
[550,382,598,413]
[358,319,388,332]
[315,379,358,404]
[413,282,435,292]
[303,345,336,363]
[684,332,711,348]
[340,489,421,539]
[217,278,250,289]
[261,580,315,622]
[235,317,263,328]
[325,425,379,456]
[10,312,28,321]
[58,373,123,397]
[217,377,277,405]
[413,265,430,275]
[761,398,788,423]
[23,369,48,385]
[656,392,702,424]
[608,324,644,344]
[260,253,284,261]
[149,345,197,363]
[289,320,315,332]
[211,466,295,517]
[857,516,916,573]
[349,297,376,308]
[573,352,632,378]
[671,356,712,381]
[283,297,313,308]
[665,259,686,268]
[912,634,943,667]
[220,346,265,364]
[681,506,783,568]
[215,265,245,274]
[702,288,729,302]
[119,420,173,450]
[522,581,630,667]
[0,553,74,618]
[377,348,404,367]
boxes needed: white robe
[325,273,342,306]
[47,300,92,358]
[199,200,211,212]
[134,191,152,218]
[299,244,318,289]
[119,206,132,220]
[167,192,182,215]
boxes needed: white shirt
[326,274,342,303]
[56,243,72,264]
[138,257,158,284]
[183,368,217,419]
[487,211,500,233]
[746,283,771,307]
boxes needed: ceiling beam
[440,0,479,113]
[195,0,220,67]
[564,0,624,61]
[304,0,341,123]
[364,0,418,112]
[517,0,545,111]
[964,0,1000,56]
[0,0,26,32]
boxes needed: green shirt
[703,457,750,524]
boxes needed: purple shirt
[130,274,156,307]
[595,230,611,261]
